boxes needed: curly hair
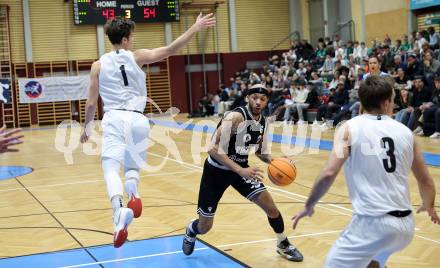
[104,18,135,45]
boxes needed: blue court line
[150,118,440,167]
[0,235,247,268]
[0,166,33,180]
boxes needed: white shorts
[324,213,414,268]
[101,110,150,169]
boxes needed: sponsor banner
[18,76,89,103]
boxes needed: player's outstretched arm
[292,124,350,229]
[412,139,440,224]
[80,61,100,143]
[134,13,216,66]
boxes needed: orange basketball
[267,158,297,186]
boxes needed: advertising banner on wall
[18,76,89,103]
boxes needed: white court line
[415,234,440,245]
[59,230,341,268]
[0,170,196,193]
[270,191,352,217]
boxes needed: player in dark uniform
[182,84,304,262]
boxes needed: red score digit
[143,7,157,19]
[102,9,115,20]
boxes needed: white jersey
[99,49,146,113]
[344,114,414,216]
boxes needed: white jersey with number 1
[99,49,147,113]
[344,114,414,216]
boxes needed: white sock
[111,195,123,214]
[276,233,287,244]
[125,178,139,198]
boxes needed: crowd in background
[191,26,440,139]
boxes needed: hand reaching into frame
[0,125,23,153]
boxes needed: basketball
[267,158,297,186]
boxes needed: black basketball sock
[268,212,284,234]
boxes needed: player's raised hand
[0,125,23,153]
[194,13,216,31]
[239,166,264,182]
[291,206,315,230]
[417,204,440,225]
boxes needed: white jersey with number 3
[99,49,146,113]
[344,114,414,216]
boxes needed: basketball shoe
[277,238,304,262]
[125,180,142,218]
[113,207,134,248]
[182,226,196,255]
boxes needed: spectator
[283,79,310,124]
[393,54,406,73]
[394,68,412,91]
[408,77,433,131]
[317,81,349,127]
[405,54,423,80]
[394,89,413,124]
[428,26,439,50]
[422,77,440,138]
[423,51,440,84]
[415,31,428,53]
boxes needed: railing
[269,30,301,56]
[333,20,356,42]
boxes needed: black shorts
[197,159,267,217]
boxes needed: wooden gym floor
[0,114,439,267]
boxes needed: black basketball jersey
[209,106,266,169]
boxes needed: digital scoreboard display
[73,0,180,25]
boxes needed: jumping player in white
[292,75,439,267]
[80,14,216,248]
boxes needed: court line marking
[58,230,341,268]
[0,170,197,193]
[144,151,440,245]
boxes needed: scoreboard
[73,0,180,25]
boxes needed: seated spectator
[428,26,440,50]
[423,51,440,86]
[408,77,433,131]
[328,71,341,90]
[381,45,394,72]
[394,89,413,124]
[393,54,406,73]
[422,77,440,138]
[405,54,423,80]
[319,54,335,75]
[331,84,360,126]
[394,67,412,91]
[317,81,349,127]
[296,62,307,78]
[217,85,231,116]
[283,79,309,124]
[309,72,324,94]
